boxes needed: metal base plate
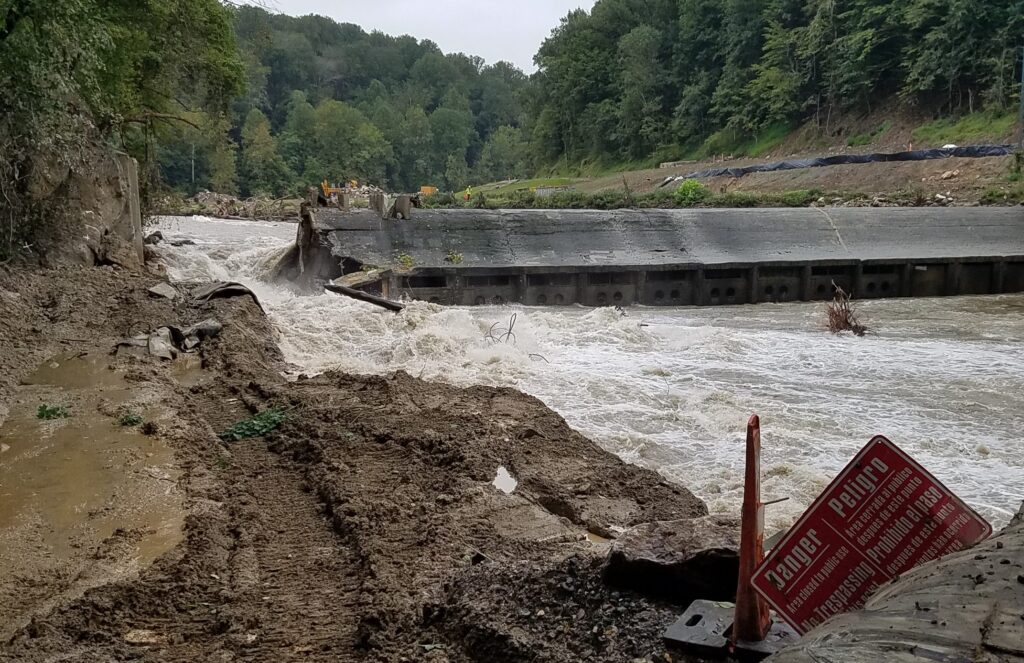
[664,600,800,661]
[664,600,734,656]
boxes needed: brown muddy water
[0,353,184,635]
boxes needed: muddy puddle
[0,354,185,635]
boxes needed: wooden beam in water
[324,283,405,312]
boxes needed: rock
[184,319,223,340]
[144,231,164,245]
[181,319,223,350]
[124,629,165,645]
[603,515,740,604]
[31,151,144,268]
[148,327,178,360]
[147,283,179,301]
[941,169,960,180]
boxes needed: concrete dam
[288,207,1024,307]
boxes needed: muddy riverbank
[0,264,717,662]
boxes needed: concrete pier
[309,207,1024,306]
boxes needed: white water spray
[154,216,1024,531]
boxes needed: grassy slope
[474,178,580,196]
[471,109,1021,205]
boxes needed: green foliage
[778,190,822,206]
[477,126,529,183]
[153,6,531,196]
[397,253,416,270]
[119,413,144,427]
[1012,152,1023,180]
[37,404,70,420]
[8,0,1021,216]
[692,123,791,160]
[428,183,830,210]
[446,250,464,265]
[0,0,243,258]
[240,109,293,197]
[529,0,1024,169]
[476,177,577,196]
[848,122,893,147]
[911,111,1017,146]
[219,409,286,442]
[979,186,1024,205]
[674,180,711,206]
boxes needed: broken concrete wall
[270,203,344,287]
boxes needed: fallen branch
[122,112,202,131]
[325,283,405,312]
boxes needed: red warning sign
[751,436,992,635]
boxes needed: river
[153,215,1024,532]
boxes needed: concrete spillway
[303,207,1024,307]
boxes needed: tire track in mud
[186,377,367,662]
[227,441,362,661]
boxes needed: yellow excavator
[321,179,358,201]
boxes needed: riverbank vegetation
[530,0,1023,172]
[0,0,242,259]
[422,182,839,210]
[106,1,1024,200]
[3,0,1021,232]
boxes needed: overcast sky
[249,0,595,72]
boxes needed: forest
[530,0,1024,167]
[157,4,531,197]
[2,0,1022,202]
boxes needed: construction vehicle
[321,180,358,201]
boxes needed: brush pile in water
[827,283,867,336]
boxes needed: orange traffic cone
[732,415,771,646]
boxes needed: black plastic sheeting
[660,144,1017,186]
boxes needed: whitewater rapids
[153,216,1024,532]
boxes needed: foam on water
[153,216,1024,531]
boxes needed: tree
[206,115,240,195]
[312,100,391,185]
[156,112,239,195]
[0,0,243,257]
[278,90,317,181]
[175,5,529,194]
[394,107,436,190]
[429,106,475,175]
[617,25,666,157]
[742,21,803,132]
[526,0,1022,169]
[444,153,471,190]
[240,109,292,196]
[477,126,527,182]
